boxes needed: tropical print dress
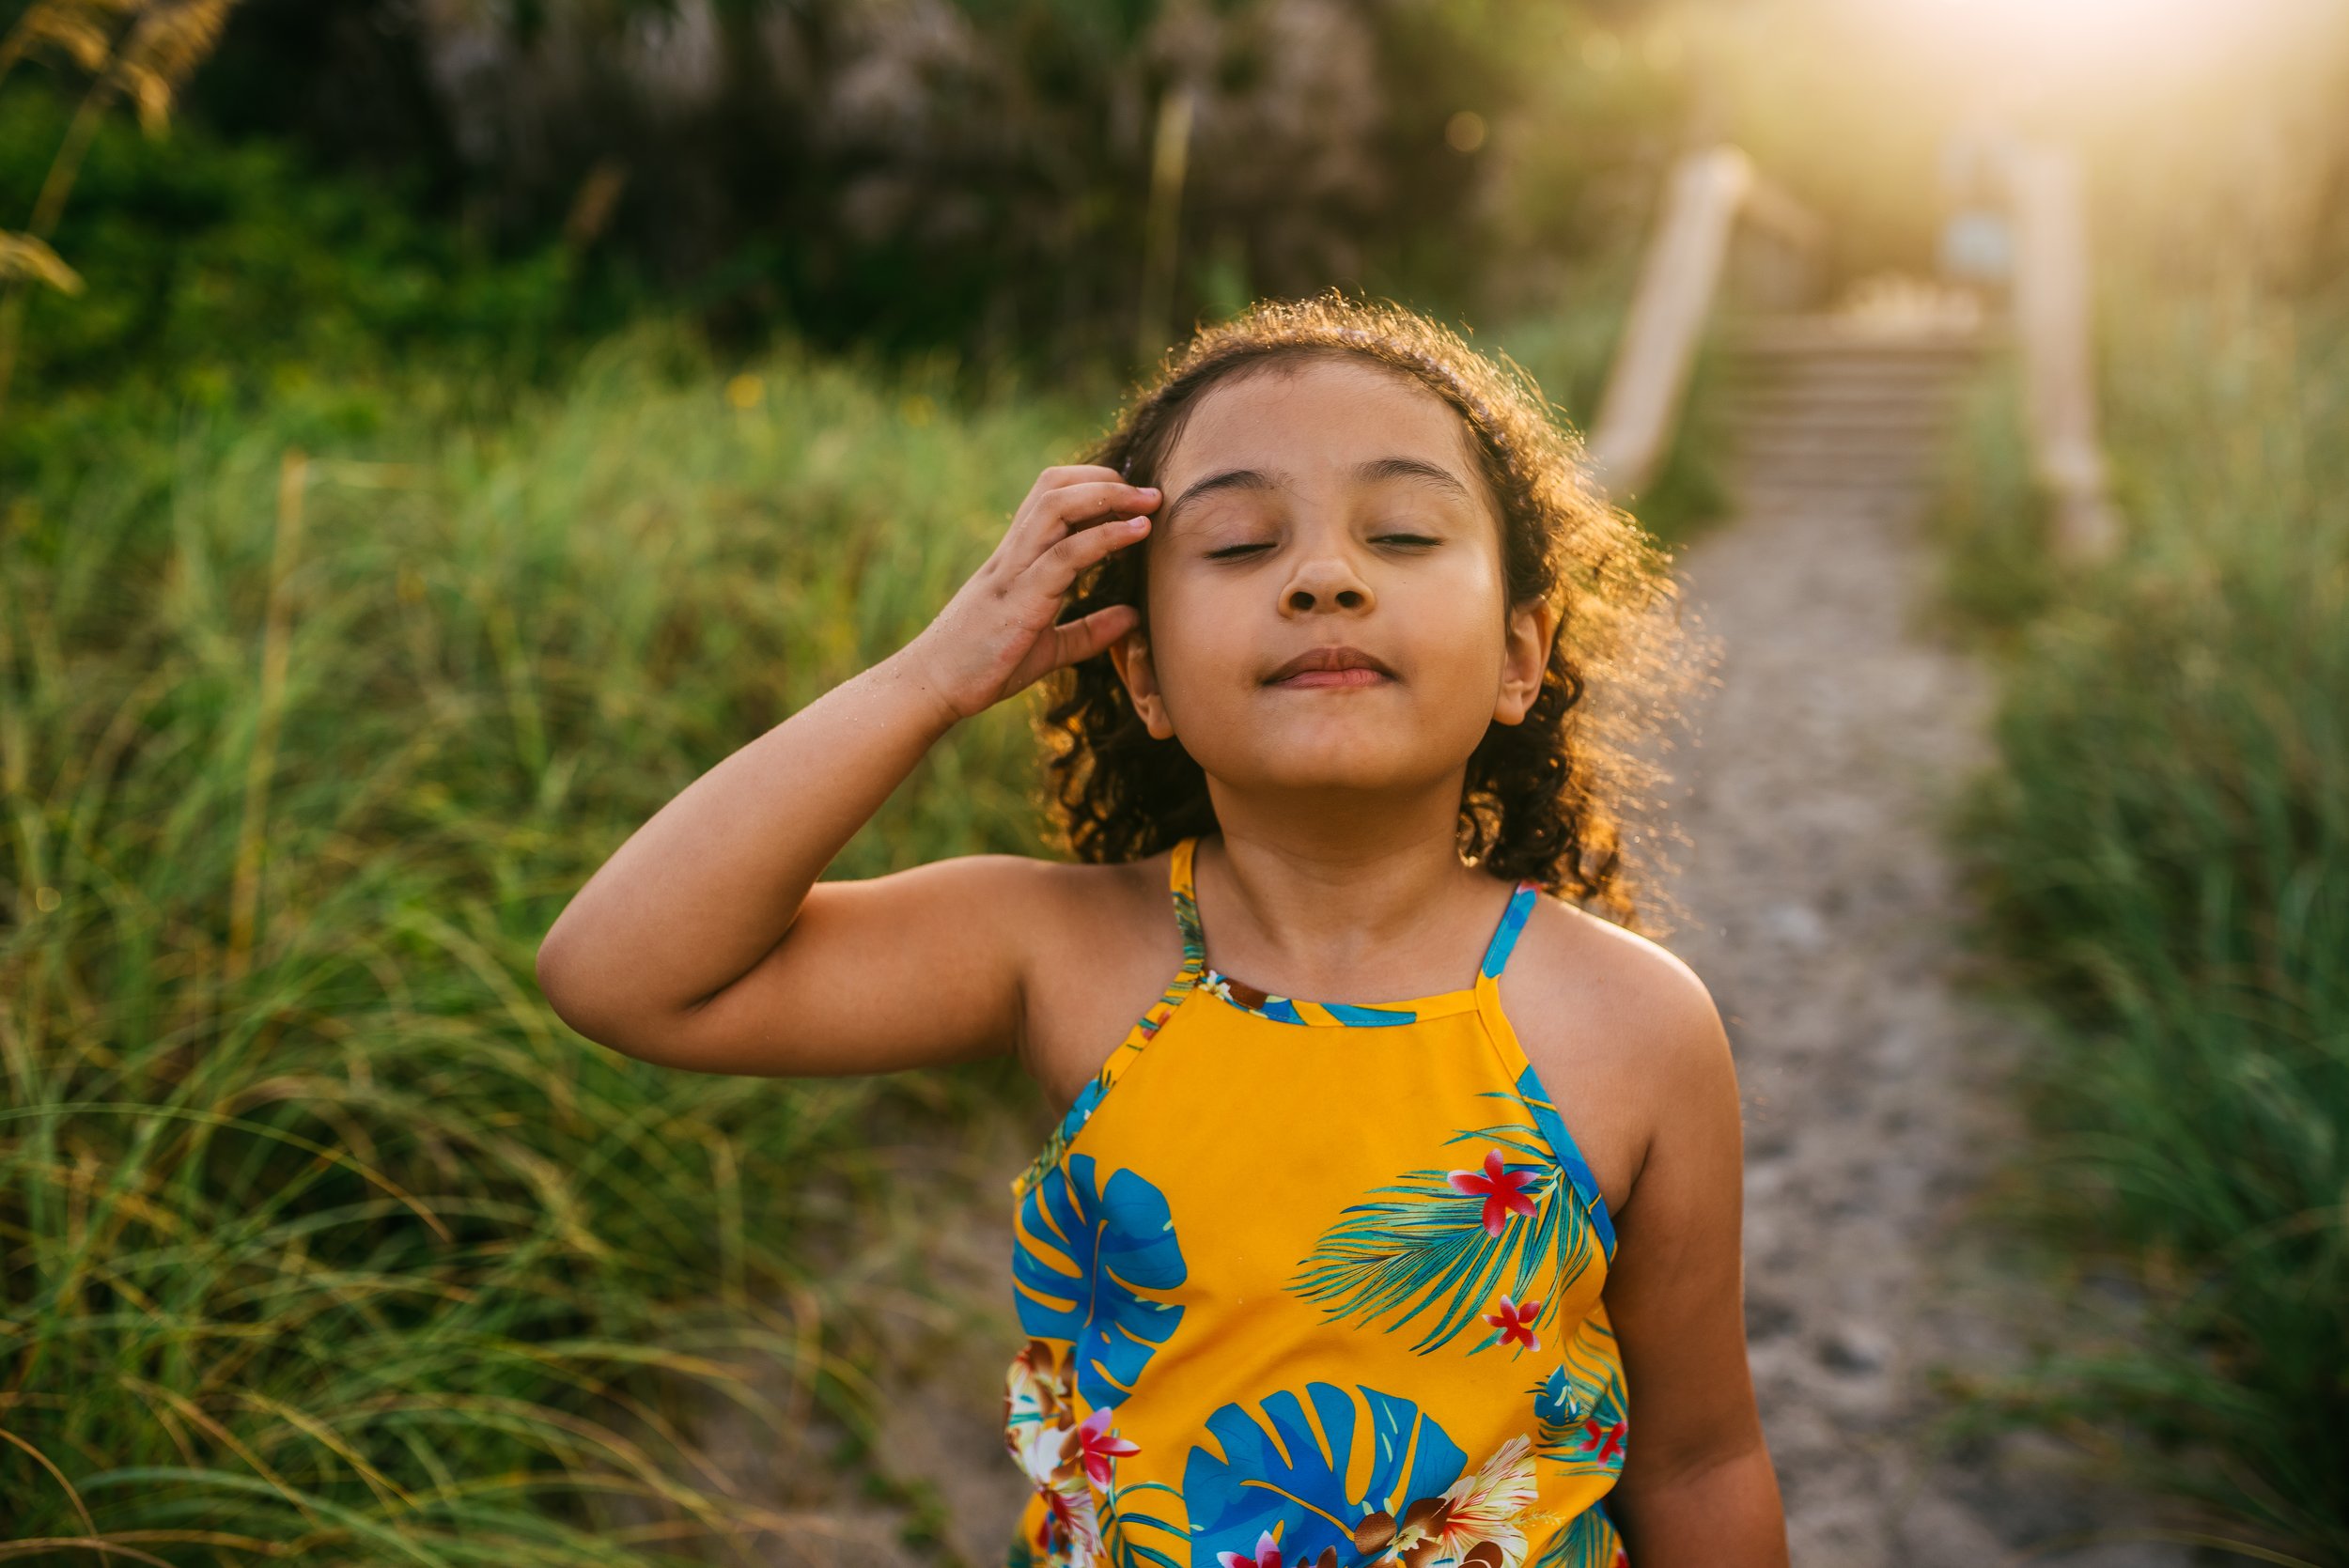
[1003,834,1630,1568]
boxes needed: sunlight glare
[1874,0,2291,116]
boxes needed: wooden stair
[1715,307,1999,515]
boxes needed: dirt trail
[1635,296,2185,1565]
[741,297,2190,1568]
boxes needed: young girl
[537,292,1787,1567]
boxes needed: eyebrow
[1161,455,1476,532]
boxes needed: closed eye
[1205,534,1438,559]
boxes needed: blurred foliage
[166,0,1693,377]
[0,81,652,489]
[1929,246,2349,1560]
[0,320,1099,1550]
[1889,7,2349,1548]
[0,0,247,427]
[1918,346,2056,642]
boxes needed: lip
[1263,644,1399,689]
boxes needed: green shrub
[1937,274,2349,1560]
[1920,345,2058,643]
[0,80,646,489]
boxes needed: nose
[1279,547,1376,615]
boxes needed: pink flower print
[1059,1405,1141,1488]
[1581,1415,1627,1464]
[1481,1293,1545,1353]
[1218,1529,1283,1568]
[1447,1148,1538,1236]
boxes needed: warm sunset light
[1902,0,2214,47]
[1877,0,2312,99]
[12,0,2345,1560]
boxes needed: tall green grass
[1,322,1091,1556]
[1927,274,2349,1560]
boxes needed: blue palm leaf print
[1014,1151,1189,1409]
[1015,1073,1110,1201]
[1180,1382,1468,1568]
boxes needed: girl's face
[1111,356,1556,803]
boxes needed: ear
[1109,623,1177,739]
[1493,596,1559,725]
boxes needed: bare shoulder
[994,848,1181,971]
[977,846,1191,1113]
[1494,892,1736,1218]
[1510,894,1731,1073]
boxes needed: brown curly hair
[1030,288,1697,932]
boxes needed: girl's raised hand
[903,464,1158,723]
[540,464,1161,1081]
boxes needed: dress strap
[1168,835,1208,975]
[1476,879,1541,981]
[1004,838,1210,1202]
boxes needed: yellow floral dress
[1003,835,1630,1568]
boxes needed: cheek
[1143,575,1257,700]
[1392,561,1510,671]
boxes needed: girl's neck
[1191,795,1508,991]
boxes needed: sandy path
[1646,468,2186,1565]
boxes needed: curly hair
[1030,287,1697,932]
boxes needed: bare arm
[1604,963,1788,1565]
[534,465,1161,1076]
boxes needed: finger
[1046,602,1142,671]
[1016,463,1129,518]
[1041,463,1127,485]
[1016,477,1159,548]
[1006,481,1159,567]
[1032,512,1149,593]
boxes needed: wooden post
[1585,147,1753,499]
[1585,147,1825,500]
[2006,143,2120,565]
[1582,144,1832,505]
[1135,83,1197,374]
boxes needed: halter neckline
[1169,834,1538,1029]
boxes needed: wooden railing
[1582,146,1827,499]
[1586,137,2120,567]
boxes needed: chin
[1207,737,1435,795]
